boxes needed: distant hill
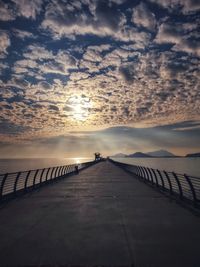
[111,153,127,158]
[147,149,177,157]
[112,149,179,158]
[127,152,152,158]
[186,153,200,158]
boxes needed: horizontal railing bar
[112,163,200,180]
[0,163,86,176]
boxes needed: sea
[0,158,93,174]
[0,157,199,178]
[111,157,200,177]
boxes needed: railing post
[184,174,197,205]
[60,166,64,176]
[50,167,55,180]
[141,166,147,181]
[62,165,66,175]
[45,168,51,181]
[164,171,173,195]
[151,168,159,187]
[157,169,165,189]
[135,166,139,176]
[57,166,61,177]
[65,165,68,175]
[25,170,31,190]
[172,172,183,199]
[39,169,45,184]
[143,167,150,182]
[55,166,60,179]
[62,166,66,176]
[64,165,68,175]
[14,172,21,194]
[147,168,154,185]
[66,165,70,174]
[58,166,63,177]
[33,170,39,187]
[0,173,8,199]
[138,166,143,178]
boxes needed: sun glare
[66,95,92,121]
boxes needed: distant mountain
[186,152,200,158]
[127,152,152,158]
[112,153,127,158]
[147,149,177,157]
[112,149,179,158]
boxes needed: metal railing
[110,159,200,208]
[0,160,98,202]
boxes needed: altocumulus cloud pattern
[0,0,200,144]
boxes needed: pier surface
[0,161,200,266]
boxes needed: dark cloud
[149,0,200,14]
[155,21,200,56]
[0,119,30,135]
[95,1,125,31]
[48,105,59,111]
[119,64,135,83]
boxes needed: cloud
[23,44,54,60]
[149,0,200,14]
[155,22,200,56]
[0,0,16,21]
[0,118,30,135]
[0,31,10,58]
[0,62,8,74]
[0,0,44,22]
[41,0,150,44]
[4,39,199,141]
[12,28,35,39]
[119,64,135,83]
[0,0,199,150]
[13,45,78,77]
[12,0,43,19]
[48,104,59,111]
[41,61,68,75]
[94,1,126,31]
[132,2,157,31]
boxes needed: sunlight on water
[0,158,93,174]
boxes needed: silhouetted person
[94,152,101,161]
[75,165,79,174]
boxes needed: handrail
[0,160,99,202]
[109,159,200,208]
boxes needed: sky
[0,0,200,158]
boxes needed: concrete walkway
[0,161,200,266]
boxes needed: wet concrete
[0,161,200,266]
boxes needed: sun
[65,95,92,121]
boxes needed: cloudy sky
[0,0,200,158]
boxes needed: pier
[0,160,200,266]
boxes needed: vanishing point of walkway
[0,161,200,266]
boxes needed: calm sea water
[0,157,200,177]
[0,158,93,174]
[111,157,200,177]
